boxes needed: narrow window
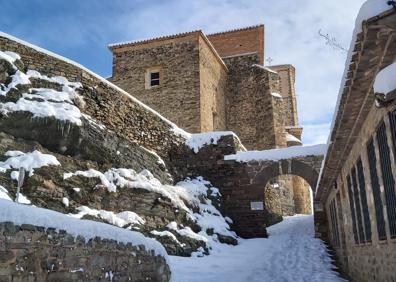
[389,110,396,163]
[347,174,359,243]
[367,138,387,240]
[352,167,365,243]
[356,158,372,242]
[330,198,340,247]
[377,121,396,237]
[150,71,160,87]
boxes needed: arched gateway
[219,144,326,238]
[172,134,326,239]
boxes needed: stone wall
[325,102,396,282]
[270,65,298,127]
[264,175,312,223]
[293,176,312,214]
[170,134,323,238]
[0,222,170,281]
[198,36,227,132]
[0,34,186,164]
[207,25,265,65]
[223,53,284,150]
[109,34,202,133]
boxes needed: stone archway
[218,154,324,238]
[252,158,321,190]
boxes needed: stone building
[108,24,311,217]
[316,4,396,282]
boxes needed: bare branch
[318,29,348,53]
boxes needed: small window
[150,71,160,86]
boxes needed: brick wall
[207,25,265,65]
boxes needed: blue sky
[1,0,366,144]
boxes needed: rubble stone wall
[0,222,170,282]
[109,34,202,133]
[0,35,185,162]
[223,53,284,150]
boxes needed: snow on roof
[224,144,326,162]
[316,0,393,191]
[184,131,242,153]
[252,64,278,74]
[0,199,168,257]
[286,133,302,144]
[0,31,190,139]
[373,62,396,96]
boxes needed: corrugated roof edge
[108,30,201,49]
[314,3,395,200]
[206,24,264,37]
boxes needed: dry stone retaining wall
[0,35,185,162]
[0,222,170,282]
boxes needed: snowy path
[169,215,344,282]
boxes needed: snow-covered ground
[170,215,344,282]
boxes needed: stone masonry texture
[0,222,170,282]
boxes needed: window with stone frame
[329,197,340,247]
[145,67,162,89]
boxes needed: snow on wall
[224,144,326,162]
[0,185,11,201]
[252,64,278,74]
[0,60,84,125]
[64,167,237,251]
[271,92,283,99]
[286,133,302,144]
[0,199,168,257]
[0,150,60,176]
[184,131,238,153]
[0,32,190,139]
[316,0,393,191]
[0,50,20,66]
[374,62,396,96]
[71,206,146,227]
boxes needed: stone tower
[108,25,288,150]
[108,24,311,216]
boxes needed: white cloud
[111,0,365,144]
[302,123,331,145]
[2,0,368,146]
